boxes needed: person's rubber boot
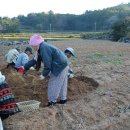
[58,99,67,104]
[47,101,56,107]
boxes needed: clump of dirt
[1,68,99,107]
[68,76,99,100]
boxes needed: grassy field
[86,52,125,64]
[0,32,80,41]
[0,32,108,41]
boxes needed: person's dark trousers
[7,62,15,68]
[0,114,9,121]
[24,58,37,71]
[35,55,42,71]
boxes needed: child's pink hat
[29,34,44,46]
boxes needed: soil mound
[2,68,99,130]
[1,68,99,107]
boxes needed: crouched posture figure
[5,47,20,68]
[15,47,33,74]
[29,34,69,106]
[64,47,75,78]
[0,72,19,121]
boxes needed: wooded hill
[0,3,130,33]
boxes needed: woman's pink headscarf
[29,34,44,46]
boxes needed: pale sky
[0,0,130,17]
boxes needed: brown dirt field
[1,68,98,107]
[0,39,130,130]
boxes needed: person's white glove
[68,73,74,78]
[40,75,45,80]
[30,67,35,70]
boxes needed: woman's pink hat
[29,34,44,46]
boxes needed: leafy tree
[111,19,130,41]
[1,3,130,33]
[0,17,20,33]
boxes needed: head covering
[29,34,44,46]
[25,47,33,54]
[15,47,20,52]
[65,47,75,56]
[0,71,5,83]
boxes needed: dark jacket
[39,42,68,77]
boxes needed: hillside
[0,3,130,33]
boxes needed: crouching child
[64,47,75,78]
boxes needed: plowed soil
[1,68,98,107]
[0,39,130,130]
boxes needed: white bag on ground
[0,118,3,130]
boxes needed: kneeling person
[5,47,20,68]
[64,47,75,78]
[0,71,20,121]
[15,47,33,73]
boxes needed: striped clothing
[0,82,19,116]
[48,66,69,102]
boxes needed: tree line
[0,3,130,41]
